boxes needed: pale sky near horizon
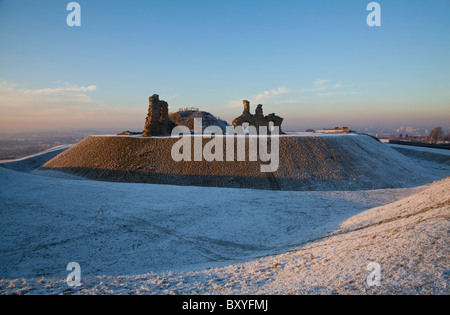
[0,0,449,132]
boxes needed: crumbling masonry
[232,100,284,134]
[143,94,178,137]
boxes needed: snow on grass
[1,176,447,295]
[0,145,72,172]
[388,144,450,156]
[41,134,443,191]
[0,143,448,295]
[0,165,425,280]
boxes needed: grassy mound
[42,134,431,191]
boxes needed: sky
[0,0,449,132]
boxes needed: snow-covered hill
[0,139,448,295]
[0,171,447,295]
[41,134,441,191]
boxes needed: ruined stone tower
[143,94,178,137]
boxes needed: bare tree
[428,127,444,144]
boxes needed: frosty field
[0,137,448,295]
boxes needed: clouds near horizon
[0,79,145,131]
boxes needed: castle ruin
[143,94,178,137]
[232,100,284,134]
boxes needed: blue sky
[0,0,449,131]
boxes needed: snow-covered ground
[388,144,450,157]
[0,145,72,172]
[387,144,450,179]
[0,142,448,295]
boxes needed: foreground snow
[0,143,448,295]
[1,177,448,295]
[0,165,423,278]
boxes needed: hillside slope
[1,175,447,295]
[42,134,438,191]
